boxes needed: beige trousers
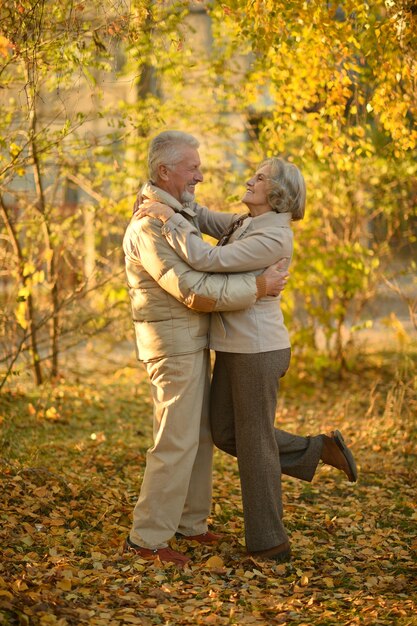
[130,349,213,549]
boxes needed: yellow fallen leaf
[21,535,34,546]
[12,580,28,592]
[91,551,105,560]
[323,577,334,588]
[360,548,374,556]
[133,562,145,572]
[45,406,60,420]
[153,574,166,582]
[56,579,72,591]
[204,555,224,569]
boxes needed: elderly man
[123,130,286,566]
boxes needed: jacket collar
[249,211,292,227]
[141,182,196,218]
[234,211,291,239]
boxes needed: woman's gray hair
[260,157,306,221]
[148,130,200,181]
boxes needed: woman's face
[242,164,272,215]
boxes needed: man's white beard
[181,190,194,204]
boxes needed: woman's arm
[162,213,292,273]
[134,201,292,273]
[134,200,236,239]
[192,204,237,239]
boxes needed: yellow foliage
[0,35,12,57]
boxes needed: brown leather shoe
[321,430,358,482]
[248,540,291,562]
[176,530,222,544]
[124,537,190,567]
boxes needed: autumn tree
[206,0,417,368]
[0,0,216,386]
[1,0,415,385]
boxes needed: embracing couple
[122,130,357,567]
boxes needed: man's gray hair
[148,130,199,181]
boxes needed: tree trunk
[83,205,96,283]
[0,196,43,386]
[26,62,60,378]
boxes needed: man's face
[162,146,203,203]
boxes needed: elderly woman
[136,157,357,562]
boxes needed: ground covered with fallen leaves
[1,348,416,625]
